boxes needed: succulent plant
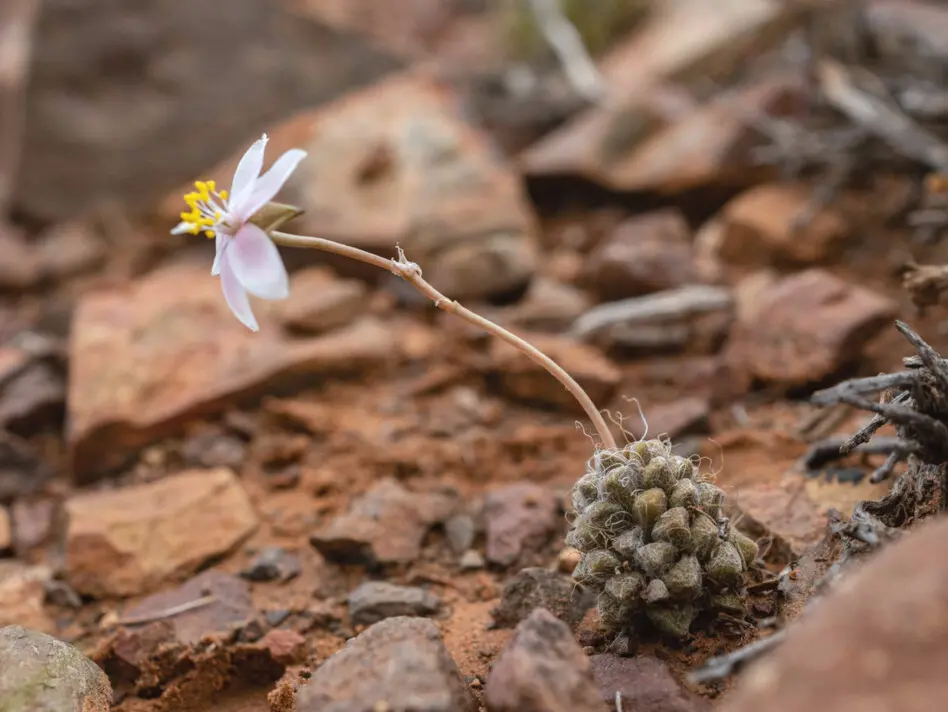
[567,438,757,639]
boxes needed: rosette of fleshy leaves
[567,438,758,639]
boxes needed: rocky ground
[4,0,948,711]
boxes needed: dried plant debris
[810,320,948,534]
[731,0,948,240]
[568,438,757,640]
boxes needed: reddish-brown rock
[276,267,368,334]
[0,562,53,633]
[259,629,307,666]
[720,515,948,712]
[726,269,897,386]
[67,263,396,481]
[590,655,709,712]
[484,483,560,567]
[311,477,457,566]
[711,183,851,266]
[585,209,697,300]
[486,607,605,712]
[490,333,621,413]
[296,616,477,712]
[65,468,258,597]
[120,570,253,645]
[0,225,40,291]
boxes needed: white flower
[172,134,307,331]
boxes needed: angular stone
[499,277,593,332]
[720,515,948,712]
[484,483,560,567]
[311,478,457,566]
[0,362,65,434]
[11,497,57,556]
[0,562,53,633]
[68,263,396,481]
[276,267,368,334]
[570,285,734,355]
[0,625,112,712]
[0,431,51,503]
[725,269,897,386]
[585,209,697,300]
[590,654,709,712]
[120,570,253,645]
[348,581,441,626]
[18,0,402,221]
[521,72,805,193]
[712,183,851,266]
[490,333,621,413]
[65,468,258,597]
[485,608,605,712]
[161,72,539,301]
[296,616,476,712]
[491,567,594,631]
[258,628,307,666]
[240,546,302,583]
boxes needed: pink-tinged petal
[219,251,259,332]
[211,233,227,276]
[228,223,289,300]
[229,134,269,209]
[239,148,308,220]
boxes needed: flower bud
[248,201,304,235]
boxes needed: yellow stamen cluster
[179,180,228,238]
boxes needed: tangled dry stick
[810,320,948,529]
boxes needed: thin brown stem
[271,230,618,450]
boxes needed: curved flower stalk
[172,134,306,331]
[172,136,618,451]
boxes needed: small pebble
[460,549,485,570]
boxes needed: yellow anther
[219,190,228,200]
[206,180,216,193]
[188,224,201,236]
[204,230,215,238]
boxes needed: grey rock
[0,625,112,711]
[348,581,441,626]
